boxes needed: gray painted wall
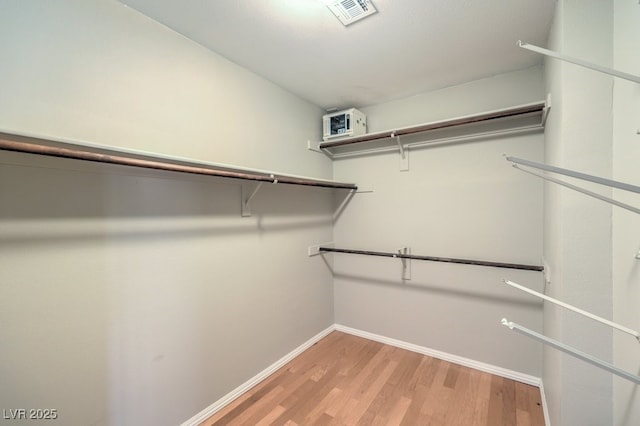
[543,1,640,425]
[332,68,546,377]
[612,1,640,425]
[541,4,565,424]
[543,0,615,422]
[0,1,334,425]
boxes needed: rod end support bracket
[501,318,514,329]
[308,242,334,256]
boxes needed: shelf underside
[319,102,546,158]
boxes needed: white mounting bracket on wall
[308,242,334,256]
[396,247,411,280]
[542,93,552,126]
[542,259,551,286]
[307,139,323,154]
[395,134,410,171]
[241,182,264,217]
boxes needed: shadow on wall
[0,218,335,248]
[0,149,345,250]
[330,270,542,309]
[0,150,341,220]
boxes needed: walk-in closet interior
[1,1,638,425]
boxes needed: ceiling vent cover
[328,0,377,26]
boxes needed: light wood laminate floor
[201,331,544,426]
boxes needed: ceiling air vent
[327,0,377,26]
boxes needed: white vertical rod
[501,319,640,385]
[504,280,640,340]
[518,41,640,84]
[506,156,640,194]
[513,165,640,215]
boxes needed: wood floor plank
[445,368,479,425]
[312,412,334,426]
[301,387,343,424]
[200,331,545,426]
[472,371,492,425]
[355,348,420,425]
[443,363,461,389]
[527,381,545,426]
[287,364,347,424]
[516,408,532,426]
[336,358,399,424]
[385,395,412,425]
[226,385,285,426]
[399,383,430,426]
[204,380,281,425]
[325,343,391,419]
[515,381,530,411]
[502,377,517,426]
[254,405,286,426]
[487,375,505,426]
[419,358,453,422]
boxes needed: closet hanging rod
[0,138,357,190]
[320,102,546,149]
[506,156,640,194]
[503,280,640,341]
[319,247,543,271]
[502,318,640,385]
[512,165,640,215]
[517,41,640,84]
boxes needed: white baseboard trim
[539,379,551,426]
[180,325,335,426]
[334,324,542,387]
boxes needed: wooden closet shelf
[0,133,357,191]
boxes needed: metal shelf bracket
[395,134,409,171]
[307,139,323,153]
[395,247,411,280]
[241,182,264,217]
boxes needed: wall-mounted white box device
[322,108,367,141]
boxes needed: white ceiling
[119,0,556,110]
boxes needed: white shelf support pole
[506,155,640,194]
[512,164,640,216]
[504,280,640,341]
[518,41,640,84]
[241,182,264,217]
[502,318,640,385]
